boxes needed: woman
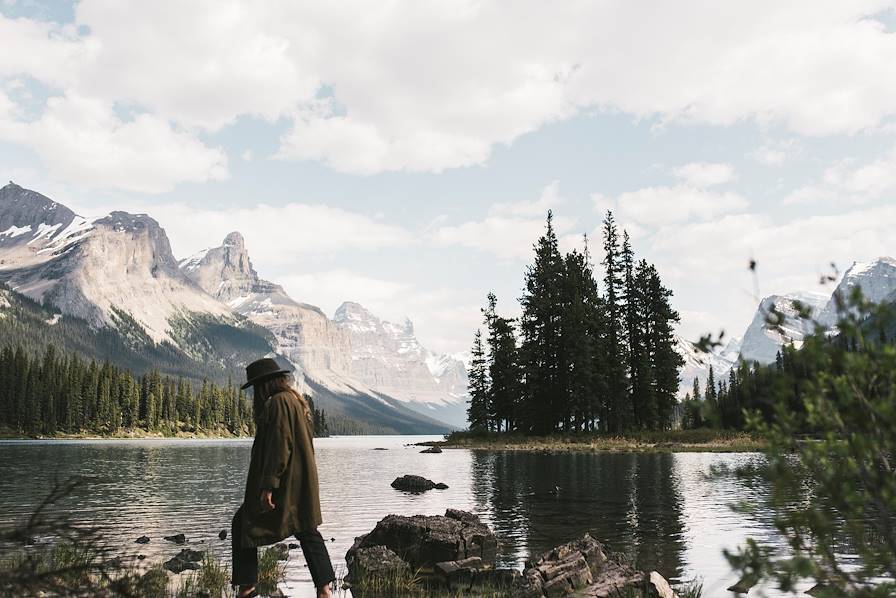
[231,358,335,598]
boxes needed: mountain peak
[224,231,245,248]
[179,231,259,302]
[0,182,78,243]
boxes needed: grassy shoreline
[421,429,766,453]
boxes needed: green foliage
[0,341,259,437]
[726,290,896,596]
[470,211,682,434]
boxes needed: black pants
[231,507,336,589]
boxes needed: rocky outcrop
[346,511,678,597]
[420,445,442,453]
[346,509,498,572]
[391,475,449,492]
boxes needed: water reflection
[0,439,805,597]
[470,451,687,581]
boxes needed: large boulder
[346,509,498,571]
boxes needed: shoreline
[418,430,766,453]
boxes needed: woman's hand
[260,489,276,512]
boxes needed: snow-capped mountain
[334,301,470,427]
[818,257,896,326]
[0,183,237,346]
[739,291,829,365]
[0,184,454,432]
[676,335,741,397]
[181,233,466,429]
[180,231,356,382]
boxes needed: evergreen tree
[485,294,521,432]
[519,212,566,434]
[601,211,629,432]
[561,247,599,431]
[466,329,490,432]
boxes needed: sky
[2,1,896,355]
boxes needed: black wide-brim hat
[241,357,291,389]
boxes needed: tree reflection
[470,450,686,582]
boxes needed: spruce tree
[519,212,565,434]
[466,329,490,432]
[600,211,629,432]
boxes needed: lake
[0,436,803,597]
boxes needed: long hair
[252,374,311,426]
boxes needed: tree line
[0,343,330,437]
[467,211,684,434]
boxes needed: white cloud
[4,2,896,177]
[0,94,229,193]
[615,185,750,228]
[489,180,563,217]
[643,204,896,340]
[432,182,576,259]
[66,199,413,266]
[784,145,896,205]
[751,138,801,166]
[674,162,735,187]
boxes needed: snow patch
[1,224,32,238]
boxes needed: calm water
[0,437,802,597]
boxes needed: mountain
[180,232,456,432]
[333,302,469,427]
[0,183,452,433]
[676,335,741,397]
[1,184,239,342]
[818,257,896,326]
[739,291,829,365]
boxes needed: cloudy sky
[2,1,896,354]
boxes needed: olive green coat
[239,389,323,547]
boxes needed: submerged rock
[218,529,227,540]
[135,535,150,544]
[163,533,186,544]
[163,548,204,574]
[390,474,449,492]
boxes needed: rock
[135,535,150,544]
[372,447,388,450]
[516,533,675,598]
[173,548,205,562]
[163,533,186,544]
[162,550,202,573]
[420,446,442,453]
[345,509,497,571]
[390,474,448,492]
[727,574,758,594]
[273,543,289,560]
[345,545,410,583]
[649,571,677,598]
[137,554,145,560]
[434,556,483,590]
[218,529,227,540]
[434,482,449,490]
[288,542,300,550]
